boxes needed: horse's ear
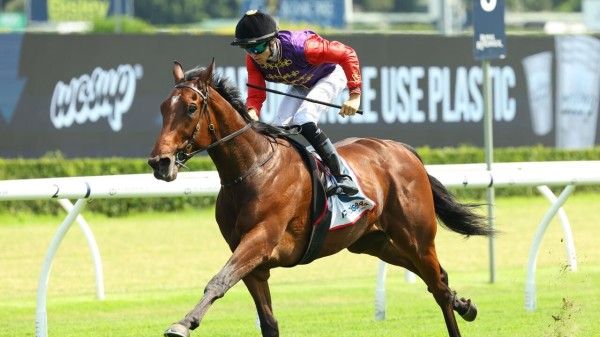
[198,58,216,86]
[173,61,185,84]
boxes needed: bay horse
[147,59,493,337]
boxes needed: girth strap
[284,137,331,267]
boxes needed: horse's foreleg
[164,266,240,337]
[165,226,280,337]
[243,269,279,337]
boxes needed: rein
[173,83,270,186]
[174,83,252,164]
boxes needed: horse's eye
[187,105,197,114]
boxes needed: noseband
[173,83,253,168]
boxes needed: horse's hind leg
[441,266,478,322]
[347,229,421,275]
[377,216,471,337]
[349,230,465,337]
[412,246,464,337]
[374,249,476,323]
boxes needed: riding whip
[246,83,364,115]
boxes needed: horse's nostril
[147,157,160,169]
[158,157,171,168]
[147,156,170,171]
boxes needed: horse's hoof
[164,323,190,337]
[460,301,478,322]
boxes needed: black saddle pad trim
[285,137,332,266]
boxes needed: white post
[36,198,88,337]
[344,0,353,29]
[57,199,105,299]
[374,260,387,321]
[440,0,452,35]
[536,186,577,271]
[524,185,575,312]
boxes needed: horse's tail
[398,142,493,237]
[428,173,494,237]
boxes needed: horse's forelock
[183,67,204,82]
[181,67,246,116]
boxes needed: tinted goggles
[242,41,269,55]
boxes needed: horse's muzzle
[147,155,178,181]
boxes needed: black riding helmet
[231,10,278,46]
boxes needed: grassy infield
[1,193,599,337]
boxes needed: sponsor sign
[50,65,144,132]
[473,0,506,60]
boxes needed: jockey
[231,9,361,196]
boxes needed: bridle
[173,83,253,168]
[172,82,273,186]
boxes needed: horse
[147,59,493,337]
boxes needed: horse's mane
[184,67,296,138]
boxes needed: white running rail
[2,162,600,335]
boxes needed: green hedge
[1,146,599,216]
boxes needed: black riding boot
[300,122,359,196]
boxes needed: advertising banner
[554,35,600,148]
[0,33,599,158]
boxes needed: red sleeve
[245,54,267,116]
[304,34,362,94]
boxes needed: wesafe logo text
[50,64,144,131]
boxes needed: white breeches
[271,65,347,127]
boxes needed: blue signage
[278,0,346,29]
[240,0,268,15]
[29,0,48,21]
[473,0,506,60]
[0,34,26,124]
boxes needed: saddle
[286,137,376,266]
